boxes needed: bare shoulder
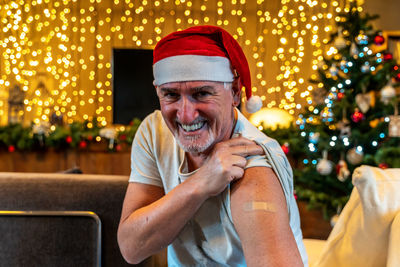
[230,166,286,208]
[230,167,302,266]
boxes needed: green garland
[0,118,142,152]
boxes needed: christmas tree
[291,2,400,218]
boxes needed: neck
[186,108,238,171]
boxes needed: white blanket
[314,166,400,267]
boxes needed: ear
[231,77,241,107]
[154,84,161,97]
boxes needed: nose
[176,96,199,123]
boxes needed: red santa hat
[152,25,262,113]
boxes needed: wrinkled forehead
[157,80,226,90]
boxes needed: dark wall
[113,49,160,124]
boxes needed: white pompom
[245,95,262,113]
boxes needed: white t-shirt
[130,109,308,266]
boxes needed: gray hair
[223,82,232,90]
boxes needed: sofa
[0,171,329,267]
[0,171,333,267]
[0,172,167,267]
[4,166,394,267]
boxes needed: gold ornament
[389,115,400,137]
[355,93,372,113]
[346,147,364,165]
[369,118,380,128]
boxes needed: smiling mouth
[179,121,206,132]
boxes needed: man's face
[157,80,240,154]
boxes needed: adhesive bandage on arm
[243,201,277,213]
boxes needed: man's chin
[175,135,214,154]
[177,140,209,153]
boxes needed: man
[118,25,308,266]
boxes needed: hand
[195,137,264,197]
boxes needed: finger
[230,144,264,157]
[230,155,247,168]
[230,166,245,180]
[224,136,257,147]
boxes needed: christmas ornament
[316,150,334,175]
[334,32,347,49]
[395,72,400,82]
[116,144,122,151]
[337,92,345,100]
[351,108,365,123]
[389,115,400,137]
[368,90,376,107]
[79,140,87,149]
[330,214,340,227]
[355,93,372,113]
[66,136,73,144]
[8,145,15,153]
[384,52,393,61]
[336,159,350,182]
[379,163,389,169]
[346,147,364,165]
[119,134,127,141]
[329,64,339,76]
[309,132,320,144]
[380,83,396,104]
[281,142,290,155]
[369,118,380,128]
[350,43,359,57]
[373,34,385,46]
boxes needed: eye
[194,91,212,99]
[162,92,180,101]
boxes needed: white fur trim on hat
[245,95,262,113]
[153,55,235,86]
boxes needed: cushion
[314,165,400,267]
[303,239,326,266]
[387,212,400,267]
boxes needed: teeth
[181,121,205,132]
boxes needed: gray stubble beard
[174,126,215,153]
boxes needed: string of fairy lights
[0,0,361,126]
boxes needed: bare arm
[118,179,208,264]
[231,167,303,267]
[117,137,264,264]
